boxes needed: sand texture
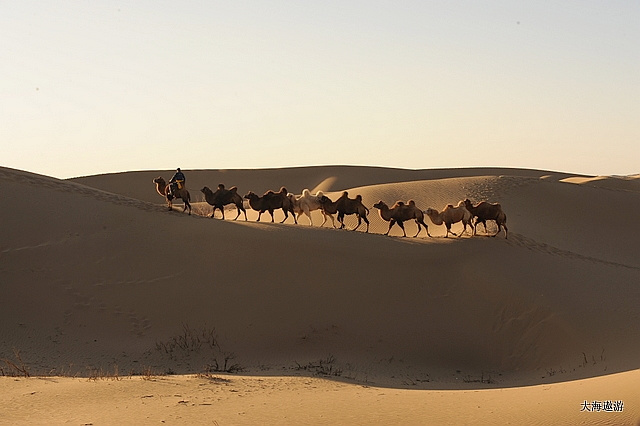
[1,165,639,425]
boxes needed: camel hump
[229,186,238,193]
[356,194,362,201]
[408,200,416,206]
[315,190,324,197]
[302,189,311,197]
[218,183,225,190]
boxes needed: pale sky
[2,1,638,178]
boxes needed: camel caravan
[152,173,508,239]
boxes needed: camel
[201,184,247,220]
[291,189,336,227]
[153,177,192,215]
[424,201,473,238]
[244,187,297,224]
[463,199,508,238]
[373,200,430,237]
[319,191,369,232]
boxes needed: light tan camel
[373,200,430,237]
[424,201,473,238]
[153,177,191,215]
[291,189,335,227]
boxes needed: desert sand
[1,165,638,425]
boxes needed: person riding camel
[169,168,186,196]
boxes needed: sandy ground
[1,165,639,424]
[2,370,639,425]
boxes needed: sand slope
[1,165,639,424]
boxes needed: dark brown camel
[244,187,297,223]
[319,191,369,232]
[201,184,247,220]
[463,199,508,238]
[373,200,430,237]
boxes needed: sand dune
[1,165,638,424]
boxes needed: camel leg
[421,219,431,237]
[362,216,369,233]
[446,223,457,238]
[494,223,508,238]
[385,219,395,235]
[351,215,361,231]
[238,205,247,221]
[397,220,406,237]
[413,220,423,237]
[303,206,313,226]
[257,211,263,222]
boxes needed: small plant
[87,365,122,381]
[141,366,158,380]
[294,355,342,377]
[155,323,243,373]
[1,349,30,377]
[204,353,244,374]
[462,371,494,384]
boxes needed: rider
[169,168,186,195]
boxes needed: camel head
[153,177,166,185]
[201,186,211,194]
[318,195,331,205]
[373,201,387,210]
[244,191,256,200]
